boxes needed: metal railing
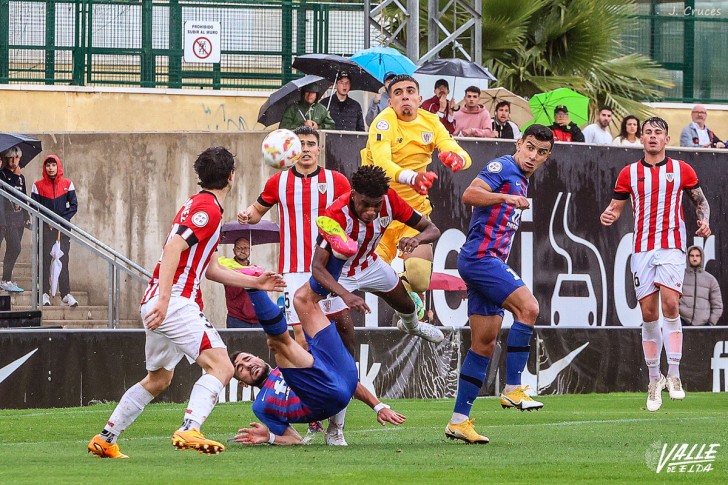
[0,178,150,328]
[1,0,367,90]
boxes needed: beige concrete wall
[1,85,271,132]
[29,132,280,327]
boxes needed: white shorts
[631,248,686,301]
[338,257,400,297]
[141,296,226,371]
[283,272,348,325]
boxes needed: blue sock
[310,251,347,297]
[505,321,534,386]
[245,291,288,336]
[453,350,490,416]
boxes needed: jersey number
[633,272,641,288]
[506,268,521,281]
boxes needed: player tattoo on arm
[686,187,710,223]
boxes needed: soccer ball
[261,129,302,169]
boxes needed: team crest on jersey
[376,120,390,131]
[666,173,674,182]
[318,183,328,194]
[379,216,392,227]
[487,161,503,173]
[191,211,209,227]
[421,132,434,144]
[322,299,333,313]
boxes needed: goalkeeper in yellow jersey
[361,74,472,312]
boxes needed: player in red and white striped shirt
[237,127,350,344]
[89,147,285,459]
[601,117,711,412]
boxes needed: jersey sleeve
[388,189,418,224]
[176,197,222,246]
[252,398,290,436]
[366,111,407,181]
[433,118,472,170]
[679,160,700,189]
[613,165,632,200]
[332,171,351,197]
[476,158,505,192]
[257,173,282,207]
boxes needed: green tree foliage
[383,0,673,122]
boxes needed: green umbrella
[526,88,589,128]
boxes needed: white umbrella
[49,235,64,297]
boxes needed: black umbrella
[415,58,497,81]
[0,133,42,168]
[257,75,332,127]
[292,54,383,93]
[220,221,280,246]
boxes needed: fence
[0,0,367,90]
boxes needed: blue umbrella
[350,47,417,82]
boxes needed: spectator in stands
[613,115,642,146]
[680,104,726,148]
[453,86,495,138]
[582,106,614,145]
[492,101,521,140]
[218,237,261,329]
[550,105,585,142]
[31,155,79,307]
[679,245,722,326]
[320,72,365,132]
[0,146,29,293]
[365,71,397,126]
[279,83,335,131]
[421,79,456,134]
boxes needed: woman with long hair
[613,115,642,146]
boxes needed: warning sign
[184,21,221,63]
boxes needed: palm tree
[382,0,672,122]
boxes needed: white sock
[102,383,155,443]
[328,406,347,431]
[179,374,224,432]
[662,316,683,378]
[503,384,519,393]
[450,412,468,424]
[641,320,663,382]
[397,310,419,331]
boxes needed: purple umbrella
[220,221,280,246]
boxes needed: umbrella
[220,221,280,246]
[49,235,63,297]
[415,59,497,81]
[478,87,533,127]
[257,75,332,127]
[350,46,417,82]
[429,272,467,291]
[292,54,383,93]
[527,88,590,128]
[0,133,42,168]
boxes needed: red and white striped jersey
[322,189,421,277]
[258,166,350,273]
[614,157,699,253]
[141,191,224,310]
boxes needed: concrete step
[42,319,141,329]
[15,305,110,320]
[8,291,90,307]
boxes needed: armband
[373,403,391,413]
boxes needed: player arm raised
[205,258,285,291]
[600,199,628,227]
[353,383,406,426]
[462,177,529,209]
[686,186,711,236]
[435,121,472,172]
[143,235,188,330]
[234,422,304,446]
[237,201,269,225]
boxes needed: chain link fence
[1,0,367,90]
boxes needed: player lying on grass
[230,218,406,445]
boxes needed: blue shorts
[457,254,525,317]
[280,324,358,421]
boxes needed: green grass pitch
[1,393,726,484]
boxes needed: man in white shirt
[679,104,726,148]
[582,106,614,145]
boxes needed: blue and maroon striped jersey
[252,368,314,435]
[460,155,528,262]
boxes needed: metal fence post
[45,0,57,84]
[72,0,85,85]
[0,0,10,82]
[281,0,293,84]
[169,0,182,88]
[141,0,154,87]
